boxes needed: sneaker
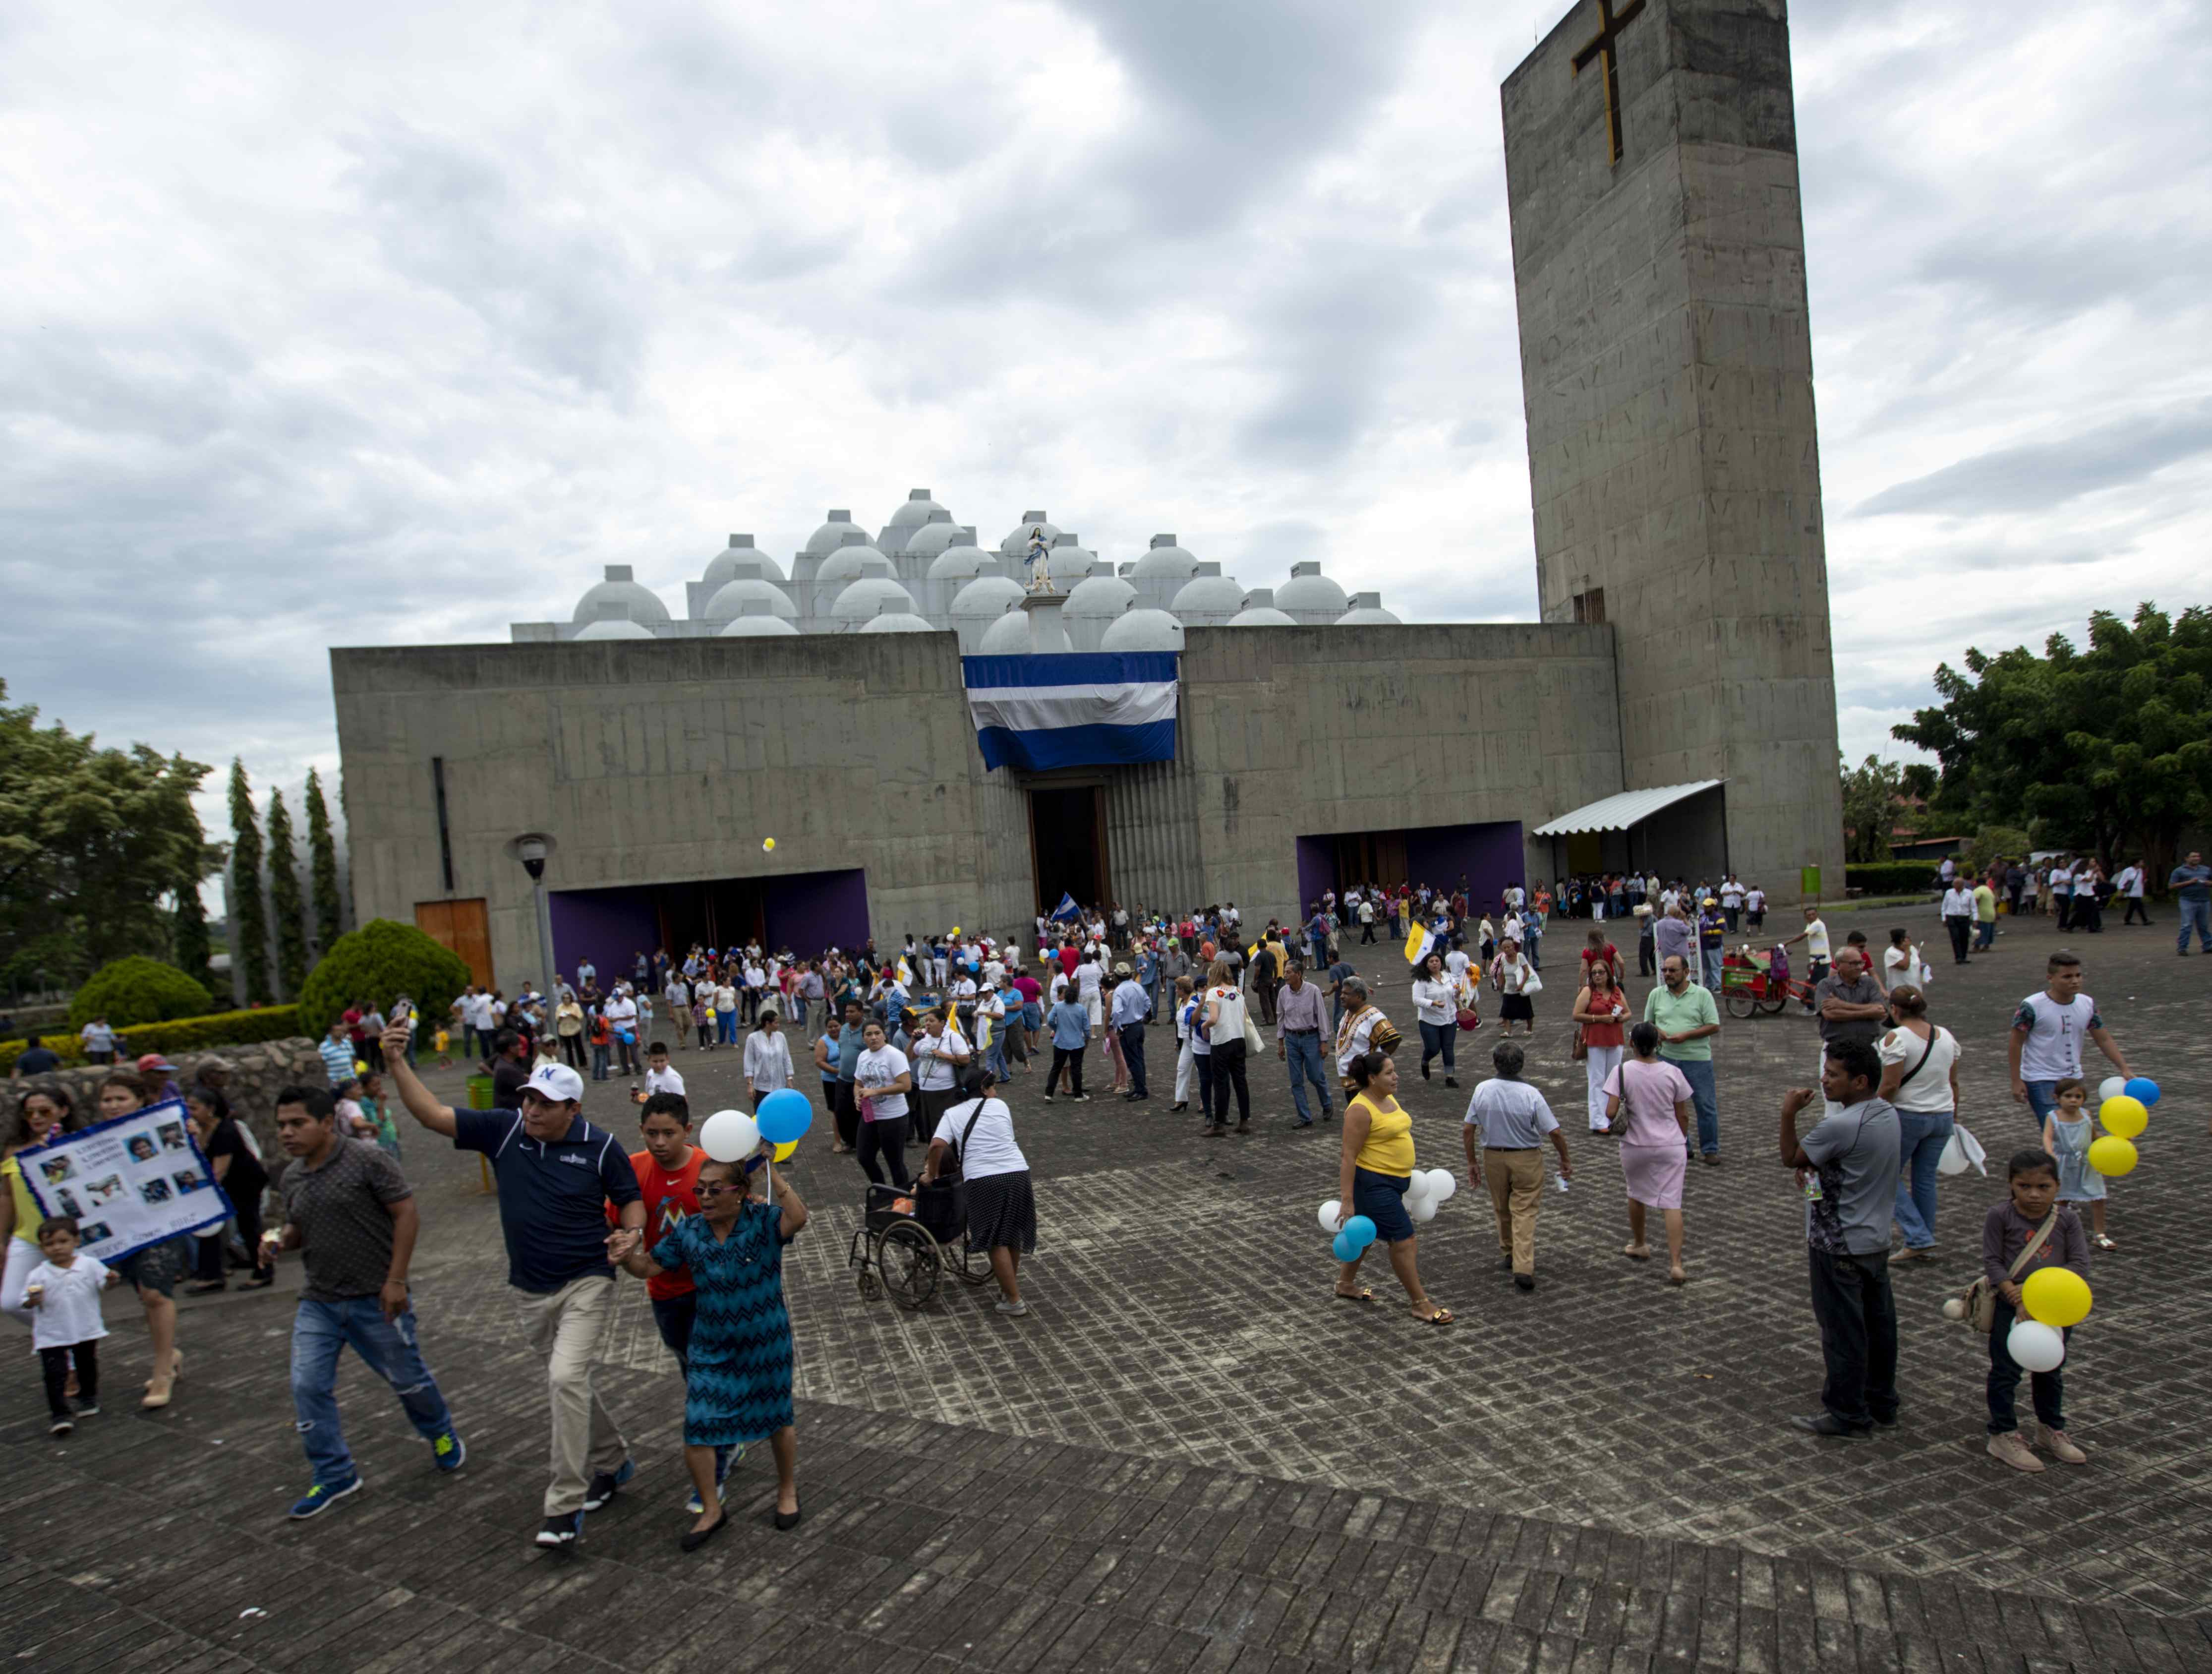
[2032,1424,2088,1464]
[1987,1431,2044,1472]
[1041,1093,1054,1103]
[582,1458,635,1512]
[73,1403,100,1417]
[995,1299,1030,1316]
[48,1418,72,1437]
[289,1476,365,1518]
[536,1511,584,1548]
[430,1430,466,1473]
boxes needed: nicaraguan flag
[1049,893,1081,923]
[962,652,1177,772]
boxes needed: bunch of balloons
[1316,1168,1458,1259]
[2089,1076,2158,1178]
[2007,1263,2093,1373]
[1402,1167,1458,1223]
[757,1087,813,1162]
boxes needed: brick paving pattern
[7,904,2210,1669]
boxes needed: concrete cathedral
[332,0,1845,986]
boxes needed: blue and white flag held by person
[1049,893,1081,924]
[963,652,1178,772]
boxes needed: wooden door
[416,898,493,988]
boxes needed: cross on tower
[1571,0,1646,166]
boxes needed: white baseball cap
[525,1062,585,1103]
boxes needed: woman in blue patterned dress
[611,1150,808,1548]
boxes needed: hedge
[0,1005,302,1076]
[295,919,471,1044]
[68,956,215,1029]
[1845,861,1941,895]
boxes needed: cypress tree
[266,788,308,997]
[305,768,344,954]
[228,760,272,1005]
[174,880,214,994]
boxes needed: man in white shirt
[602,989,641,1078]
[2009,952,2132,1131]
[2115,859,2150,925]
[1719,876,1744,932]
[2048,859,2075,932]
[636,1043,686,1102]
[1074,954,1106,1038]
[1783,906,1832,990]
[1940,879,1978,965]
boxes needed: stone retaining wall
[14,1037,327,1159]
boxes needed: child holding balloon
[1982,1148,2091,1472]
[2041,1079,2116,1251]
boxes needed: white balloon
[1402,1173,1435,1206]
[1426,1168,1458,1204]
[1317,1198,1343,1235]
[2007,1319,2067,1373]
[1408,1194,1439,1223]
[2098,1076,2127,1103]
[699,1109,760,1162]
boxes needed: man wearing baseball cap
[382,1028,643,1550]
[135,1054,181,1101]
[1108,961,1152,1101]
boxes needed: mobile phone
[390,999,413,1027]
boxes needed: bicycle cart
[1719,954,1809,1018]
[847,1181,993,1311]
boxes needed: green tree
[173,880,214,993]
[229,760,272,1005]
[0,680,210,982]
[296,918,471,1043]
[69,955,214,1029]
[266,788,308,997]
[1894,603,2212,879]
[305,767,343,954]
[1838,754,1906,863]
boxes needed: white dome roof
[905,518,971,562]
[978,609,1035,655]
[803,511,865,556]
[573,565,672,626]
[998,511,1060,558]
[1337,593,1401,625]
[1274,563,1349,614]
[702,577,799,624]
[1228,605,1297,626]
[1063,574,1137,619]
[929,544,1003,583]
[885,489,945,531]
[1171,572,1247,615]
[859,611,939,634]
[1101,608,1185,652]
[718,614,801,638]
[815,538,893,587]
[573,617,656,641]
[830,576,917,628]
[950,574,1028,620]
[701,535,785,589]
[1132,535,1200,579]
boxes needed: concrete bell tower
[1503,0,1845,896]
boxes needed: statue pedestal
[1018,590,1071,655]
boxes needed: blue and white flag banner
[962,652,1178,773]
[1049,892,1081,923]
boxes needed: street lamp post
[505,832,561,997]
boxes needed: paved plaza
[9,904,2212,1671]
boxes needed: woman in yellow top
[3,1086,81,1322]
[1331,1052,1453,1324]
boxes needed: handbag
[1936,1123,1987,1177]
[1520,966,1543,996]
[1949,1211,2057,1333]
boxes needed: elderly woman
[1876,985,1959,1262]
[919,1067,1037,1317]
[611,1149,808,1544]
[1491,936,1539,1036]
[1603,1022,1693,1282]
[1331,1052,1451,1323]
[1572,960,1629,1133]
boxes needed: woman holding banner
[3,1086,84,1324]
[86,1073,190,1408]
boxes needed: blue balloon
[1342,1214,1377,1251]
[1331,1229,1360,1262]
[756,1088,814,1145]
[2124,1076,2160,1107]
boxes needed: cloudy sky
[4,0,2208,876]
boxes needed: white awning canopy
[1533,779,1725,837]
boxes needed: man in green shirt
[1644,954,1722,1162]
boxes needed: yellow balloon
[773,1139,797,1161]
[2087,1135,2139,1177]
[2099,1096,2147,1139]
[762,837,776,851]
[353,1059,368,1075]
[2021,1265,2092,1328]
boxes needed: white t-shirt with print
[853,1045,912,1117]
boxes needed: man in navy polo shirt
[384,1032,643,1550]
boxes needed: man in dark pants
[832,1000,868,1151]
[1109,962,1150,1101]
[1780,1041,1902,1440]
[1940,880,1977,964]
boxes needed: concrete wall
[1503,0,1845,901]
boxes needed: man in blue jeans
[270,1085,463,1520]
[2171,851,2212,954]
[1645,955,1722,1161]
[1274,961,1335,1127]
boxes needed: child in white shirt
[25,1216,119,1435]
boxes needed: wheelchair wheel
[1723,987,1758,1019]
[878,1219,941,1311]
[856,1268,880,1302]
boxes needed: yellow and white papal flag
[1403,924,1437,968]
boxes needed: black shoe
[1420,1061,1431,1080]
[1871,1413,1900,1431]
[774,1499,804,1532]
[679,1511,729,1552]
[1202,1125,1224,1137]
[241,1270,275,1288]
[1444,1076,1458,1088]
[1514,1274,1535,1291]
[582,1459,635,1512]
[1169,1102,1186,1112]
[1701,1153,1721,1166]
[1499,1256,1514,1271]
[536,1511,583,1548]
[1790,1412,1872,1441]
[183,1279,226,1295]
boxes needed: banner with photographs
[17,1098,233,1264]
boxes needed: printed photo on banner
[17,1097,233,1265]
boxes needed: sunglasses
[697,1182,745,1197]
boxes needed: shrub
[1845,861,1941,896]
[295,919,470,1043]
[67,956,215,1029]
[0,1005,302,1074]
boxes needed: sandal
[2091,1234,2118,1252]
[1334,1287,1376,1304]
[1414,1307,1455,1327]
[1622,1244,1651,1261]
